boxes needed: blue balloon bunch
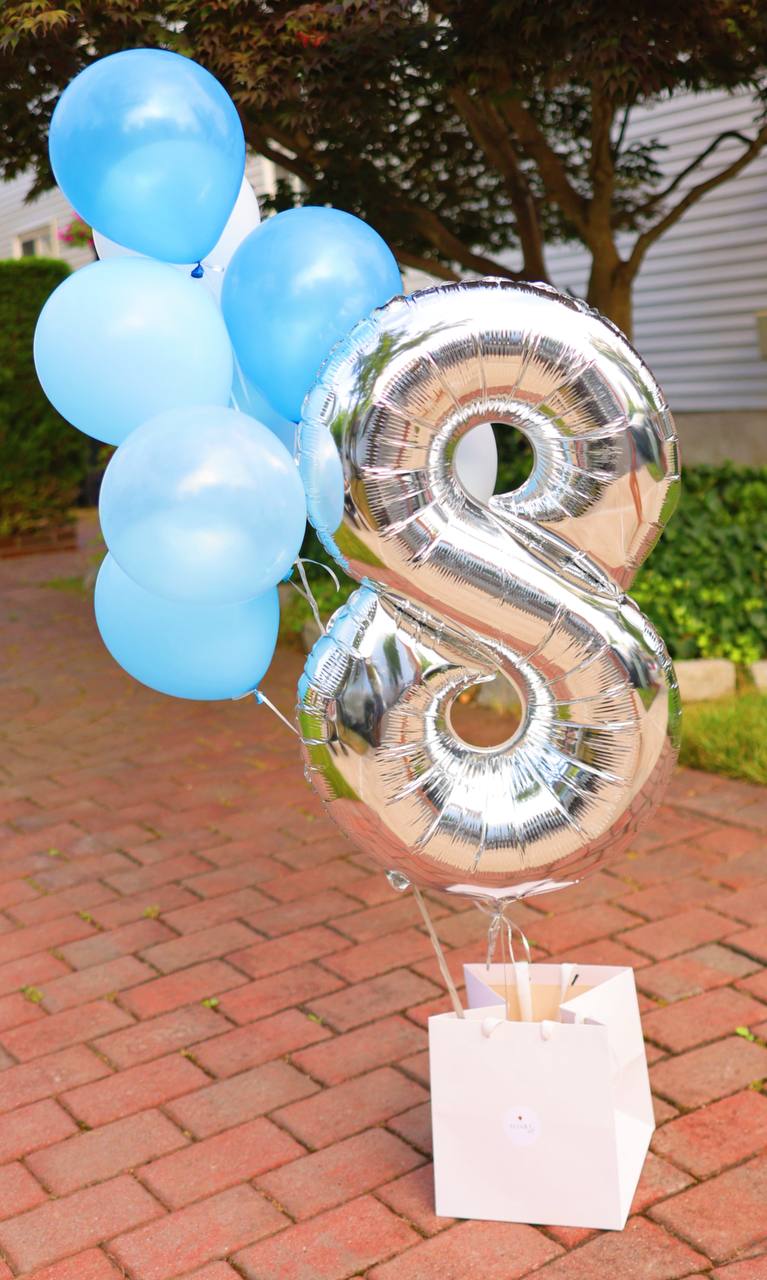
[34,48,403,702]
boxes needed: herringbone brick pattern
[0,517,765,1278]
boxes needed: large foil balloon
[297,280,681,903]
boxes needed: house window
[13,223,57,258]
[257,157,304,201]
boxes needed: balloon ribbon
[412,886,464,1019]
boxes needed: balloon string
[478,903,532,1021]
[254,689,299,735]
[233,687,300,736]
[287,581,324,636]
[486,911,501,969]
[297,557,341,592]
[480,902,532,968]
[286,578,322,620]
[412,887,464,1019]
[500,908,511,1019]
[293,558,325,635]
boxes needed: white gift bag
[429,962,654,1231]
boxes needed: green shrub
[0,258,90,537]
[632,463,767,665]
[494,427,535,493]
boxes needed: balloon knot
[190,262,204,279]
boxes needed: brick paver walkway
[0,517,765,1279]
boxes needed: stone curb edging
[675,659,736,703]
[751,660,767,693]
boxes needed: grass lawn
[680,690,767,785]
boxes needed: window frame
[12,219,59,259]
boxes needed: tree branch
[393,248,460,281]
[246,119,522,281]
[635,129,754,217]
[611,100,633,162]
[401,200,528,278]
[450,86,548,279]
[498,97,590,240]
[244,125,318,185]
[627,124,767,274]
[589,84,616,236]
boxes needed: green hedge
[632,463,767,665]
[0,258,90,537]
[290,442,767,665]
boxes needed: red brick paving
[366,1219,564,1279]
[233,1196,421,1280]
[255,1128,423,1220]
[25,1110,189,1196]
[650,1154,767,1262]
[18,1251,124,1280]
[0,518,765,1277]
[138,1116,303,1209]
[651,1091,767,1178]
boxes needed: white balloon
[93,175,261,301]
[201,177,261,301]
[454,422,498,502]
[92,228,136,264]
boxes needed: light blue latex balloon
[232,363,297,456]
[95,554,279,700]
[34,258,233,446]
[99,405,307,604]
[50,49,245,263]
[297,411,346,554]
[221,207,402,421]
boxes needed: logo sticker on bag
[503,1105,540,1147]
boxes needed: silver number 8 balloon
[297,279,681,905]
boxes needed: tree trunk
[586,255,634,339]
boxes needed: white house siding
[407,90,767,457]
[537,89,767,457]
[0,170,93,269]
